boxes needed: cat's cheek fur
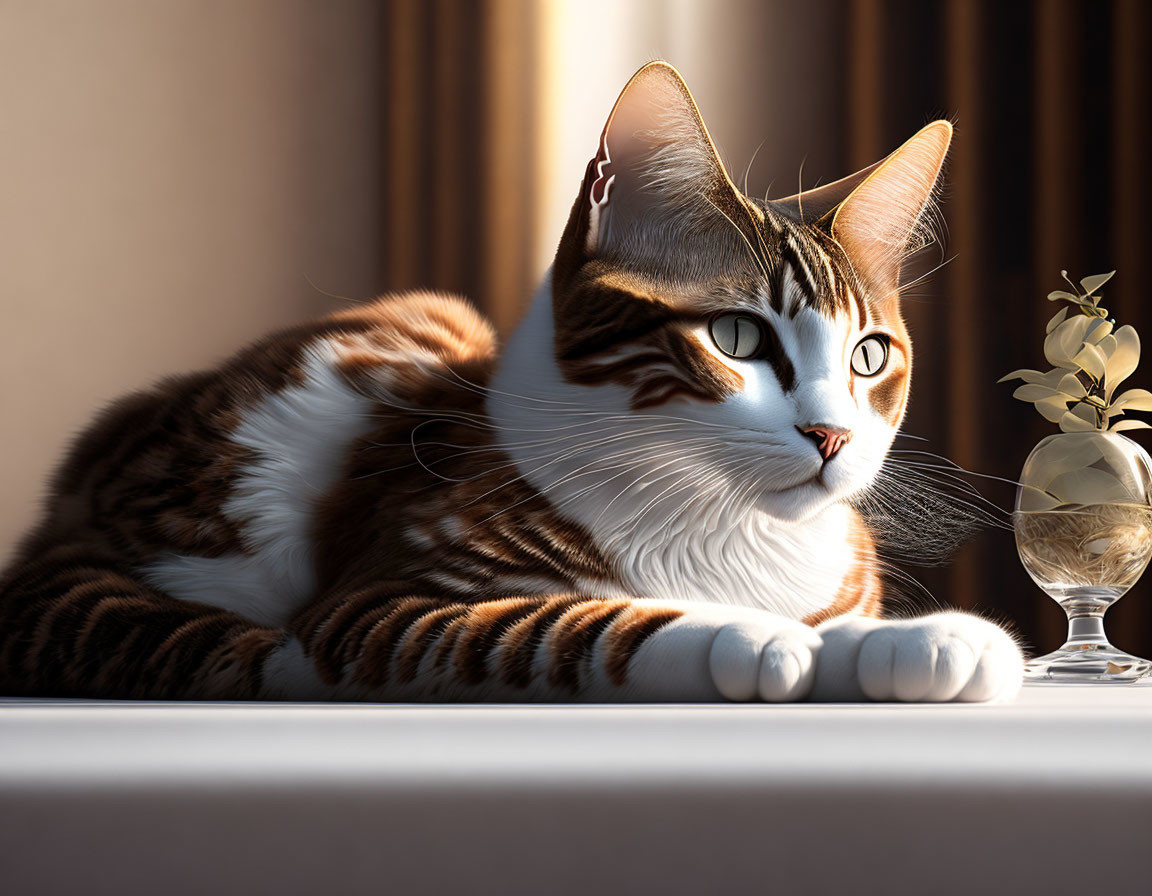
[810,612,1025,703]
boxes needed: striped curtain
[379,0,540,335]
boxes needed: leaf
[1046,307,1070,333]
[1095,333,1118,364]
[1080,271,1116,295]
[1000,368,1067,389]
[1109,388,1152,413]
[1072,343,1107,380]
[1109,419,1152,432]
[1035,394,1074,422]
[1105,325,1141,400]
[999,368,1044,384]
[1013,384,1061,402]
[1016,484,1062,512]
[1057,373,1087,399]
[1059,408,1098,432]
[1084,318,1114,345]
[1027,433,1106,477]
[1046,465,1137,503]
[1044,314,1092,369]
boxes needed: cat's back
[7,292,497,625]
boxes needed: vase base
[1024,643,1152,683]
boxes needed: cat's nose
[797,424,853,461]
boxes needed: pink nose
[798,425,853,461]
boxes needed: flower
[999,271,1152,433]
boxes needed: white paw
[856,613,1023,703]
[709,619,822,702]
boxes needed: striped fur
[0,62,1023,703]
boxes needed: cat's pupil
[710,313,762,360]
[851,335,889,377]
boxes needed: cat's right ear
[555,61,745,279]
[828,121,952,292]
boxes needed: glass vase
[1015,430,1152,683]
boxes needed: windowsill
[2,684,1149,894]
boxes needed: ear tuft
[830,120,953,290]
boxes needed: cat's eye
[709,313,763,360]
[851,335,889,377]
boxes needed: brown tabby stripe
[546,599,631,691]
[394,603,470,683]
[313,319,618,601]
[338,599,407,680]
[0,555,280,699]
[296,588,385,682]
[288,589,684,696]
[802,516,884,626]
[499,596,585,688]
[867,342,911,424]
[554,277,687,362]
[759,319,796,392]
[346,597,443,688]
[548,262,743,410]
[454,598,546,685]
[144,614,255,691]
[779,240,819,309]
[603,605,685,687]
[549,184,887,412]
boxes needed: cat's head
[522,62,950,525]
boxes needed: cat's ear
[574,61,742,263]
[826,120,953,290]
[771,161,883,223]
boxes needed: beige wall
[0,1,384,559]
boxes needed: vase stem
[1064,610,1109,648]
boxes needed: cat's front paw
[708,618,822,702]
[813,612,1023,702]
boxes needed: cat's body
[0,63,1023,702]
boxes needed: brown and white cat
[0,62,1022,702]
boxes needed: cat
[0,61,1022,703]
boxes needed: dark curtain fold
[379,0,539,335]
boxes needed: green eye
[710,313,763,359]
[851,335,889,376]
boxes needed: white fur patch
[260,637,338,700]
[144,341,376,626]
[489,276,856,622]
[811,612,1024,703]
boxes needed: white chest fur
[488,278,854,620]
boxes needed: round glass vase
[1015,430,1152,683]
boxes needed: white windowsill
[2,684,1149,895]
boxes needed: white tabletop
[2,685,1150,895]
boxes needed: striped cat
[0,62,1022,702]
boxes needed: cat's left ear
[575,61,744,264]
[826,121,953,292]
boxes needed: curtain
[379,0,540,335]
